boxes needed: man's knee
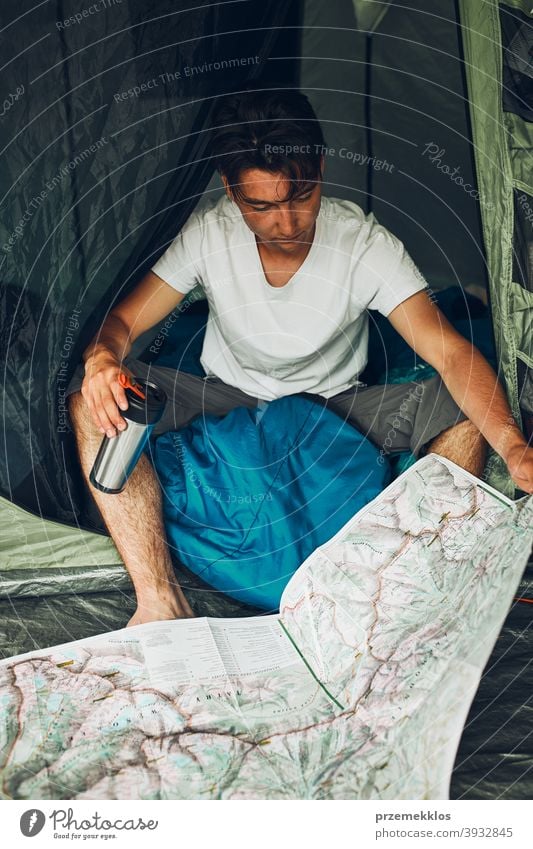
[67,390,97,437]
[67,390,84,419]
[430,417,481,447]
[424,419,487,476]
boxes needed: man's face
[222,164,323,252]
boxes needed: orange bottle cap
[118,372,146,400]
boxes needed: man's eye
[248,194,311,211]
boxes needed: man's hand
[80,271,186,438]
[505,443,533,494]
[81,349,133,438]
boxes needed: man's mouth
[275,231,304,242]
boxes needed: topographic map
[1,454,532,800]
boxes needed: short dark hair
[210,88,326,203]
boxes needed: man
[66,89,533,626]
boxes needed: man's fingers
[89,395,114,436]
[111,380,129,413]
[81,385,106,434]
[101,391,126,436]
[87,389,123,437]
[81,362,137,437]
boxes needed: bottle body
[89,419,154,493]
[89,377,166,494]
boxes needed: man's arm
[84,270,186,365]
[387,291,533,493]
[82,271,186,434]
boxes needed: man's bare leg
[424,418,488,478]
[68,391,194,626]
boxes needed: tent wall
[459,0,533,496]
[301,0,489,292]
[0,0,303,531]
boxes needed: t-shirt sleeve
[355,216,429,317]
[150,213,203,295]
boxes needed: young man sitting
[66,89,533,626]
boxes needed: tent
[0,0,531,798]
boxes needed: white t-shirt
[151,194,428,401]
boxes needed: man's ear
[319,154,325,180]
[220,174,233,201]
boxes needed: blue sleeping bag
[152,395,389,610]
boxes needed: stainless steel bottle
[89,378,167,493]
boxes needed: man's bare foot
[127,593,195,627]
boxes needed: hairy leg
[424,418,488,478]
[68,391,193,626]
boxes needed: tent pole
[364,32,373,214]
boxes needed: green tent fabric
[0,492,266,644]
[0,494,124,596]
[459,0,533,496]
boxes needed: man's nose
[276,206,299,236]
